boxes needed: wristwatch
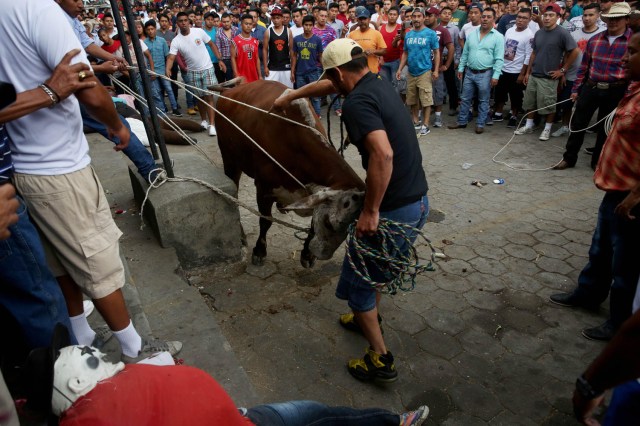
[560,67,566,74]
[575,375,604,400]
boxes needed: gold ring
[78,71,87,81]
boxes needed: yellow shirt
[348,28,387,74]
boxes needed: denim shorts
[336,194,429,312]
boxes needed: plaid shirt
[594,82,640,192]
[572,28,632,94]
[215,27,239,60]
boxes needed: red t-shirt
[101,40,122,55]
[380,23,403,62]
[233,35,260,83]
[59,364,254,426]
[336,13,349,25]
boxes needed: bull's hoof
[251,254,265,266]
[300,252,317,269]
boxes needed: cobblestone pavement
[143,101,609,424]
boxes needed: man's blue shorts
[336,194,429,312]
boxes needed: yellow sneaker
[186,108,197,115]
[347,347,397,382]
[338,313,383,335]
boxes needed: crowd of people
[76,0,638,139]
[0,0,639,424]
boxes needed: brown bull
[214,80,365,267]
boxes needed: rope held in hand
[345,218,437,294]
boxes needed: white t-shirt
[528,21,540,33]
[459,22,480,40]
[502,26,534,74]
[169,28,213,71]
[0,0,90,175]
[566,26,604,81]
[126,39,149,67]
[291,25,304,38]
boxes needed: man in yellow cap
[273,38,428,383]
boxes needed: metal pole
[111,0,175,178]
[108,0,159,162]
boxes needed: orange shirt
[348,28,387,74]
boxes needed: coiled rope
[345,218,437,294]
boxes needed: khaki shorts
[406,71,433,108]
[13,166,124,299]
[523,75,559,115]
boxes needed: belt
[586,79,627,89]
[532,74,553,80]
[468,68,492,74]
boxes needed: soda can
[493,179,505,185]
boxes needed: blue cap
[468,3,484,11]
[355,6,371,18]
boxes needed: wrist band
[39,83,60,107]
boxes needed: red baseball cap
[271,7,283,16]
[545,3,562,15]
[426,6,440,15]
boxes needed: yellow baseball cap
[318,39,365,80]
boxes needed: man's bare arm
[75,77,130,151]
[356,129,393,237]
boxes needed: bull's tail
[208,77,245,92]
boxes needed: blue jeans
[336,195,429,311]
[295,69,321,115]
[155,76,179,112]
[0,196,75,348]
[379,59,400,92]
[574,192,640,328]
[458,69,492,127]
[603,379,640,426]
[80,107,157,183]
[246,400,400,425]
[133,75,162,117]
[180,69,196,109]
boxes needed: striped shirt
[215,27,239,60]
[572,28,632,94]
[594,82,640,192]
[0,125,14,183]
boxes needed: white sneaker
[551,125,570,137]
[514,126,533,135]
[200,120,209,130]
[539,128,551,141]
[433,116,443,128]
[208,125,217,136]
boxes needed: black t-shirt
[268,27,291,70]
[342,72,428,212]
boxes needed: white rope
[492,97,617,171]
[144,68,330,147]
[108,75,219,167]
[110,77,310,232]
[139,168,309,233]
[144,70,310,192]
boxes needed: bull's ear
[283,188,335,211]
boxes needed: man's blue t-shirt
[403,27,439,77]
[204,27,219,64]
[293,34,323,75]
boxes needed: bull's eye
[343,201,350,209]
